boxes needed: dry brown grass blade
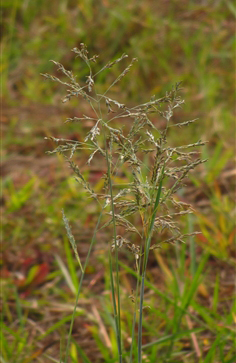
[185,314,202,359]
[91,304,112,350]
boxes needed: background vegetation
[2,1,235,362]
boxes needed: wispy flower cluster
[42,44,206,362]
[43,44,205,257]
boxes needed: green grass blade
[165,252,210,359]
[142,327,203,349]
[203,334,228,363]
[191,301,221,330]
[119,260,211,331]
[108,246,120,359]
[180,252,210,314]
[0,329,10,361]
[63,208,104,363]
[38,312,83,340]
[72,338,92,363]
[55,254,76,295]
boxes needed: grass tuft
[43,44,208,362]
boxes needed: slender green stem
[137,166,165,363]
[95,76,122,362]
[138,276,145,363]
[101,120,122,362]
[108,154,123,362]
[129,248,142,363]
[108,244,120,356]
[64,208,104,363]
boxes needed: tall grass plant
[43,44,206,362]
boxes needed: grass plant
[2,2,235,362]
[42,44,208,362]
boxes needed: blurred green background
[2,1,235,362]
